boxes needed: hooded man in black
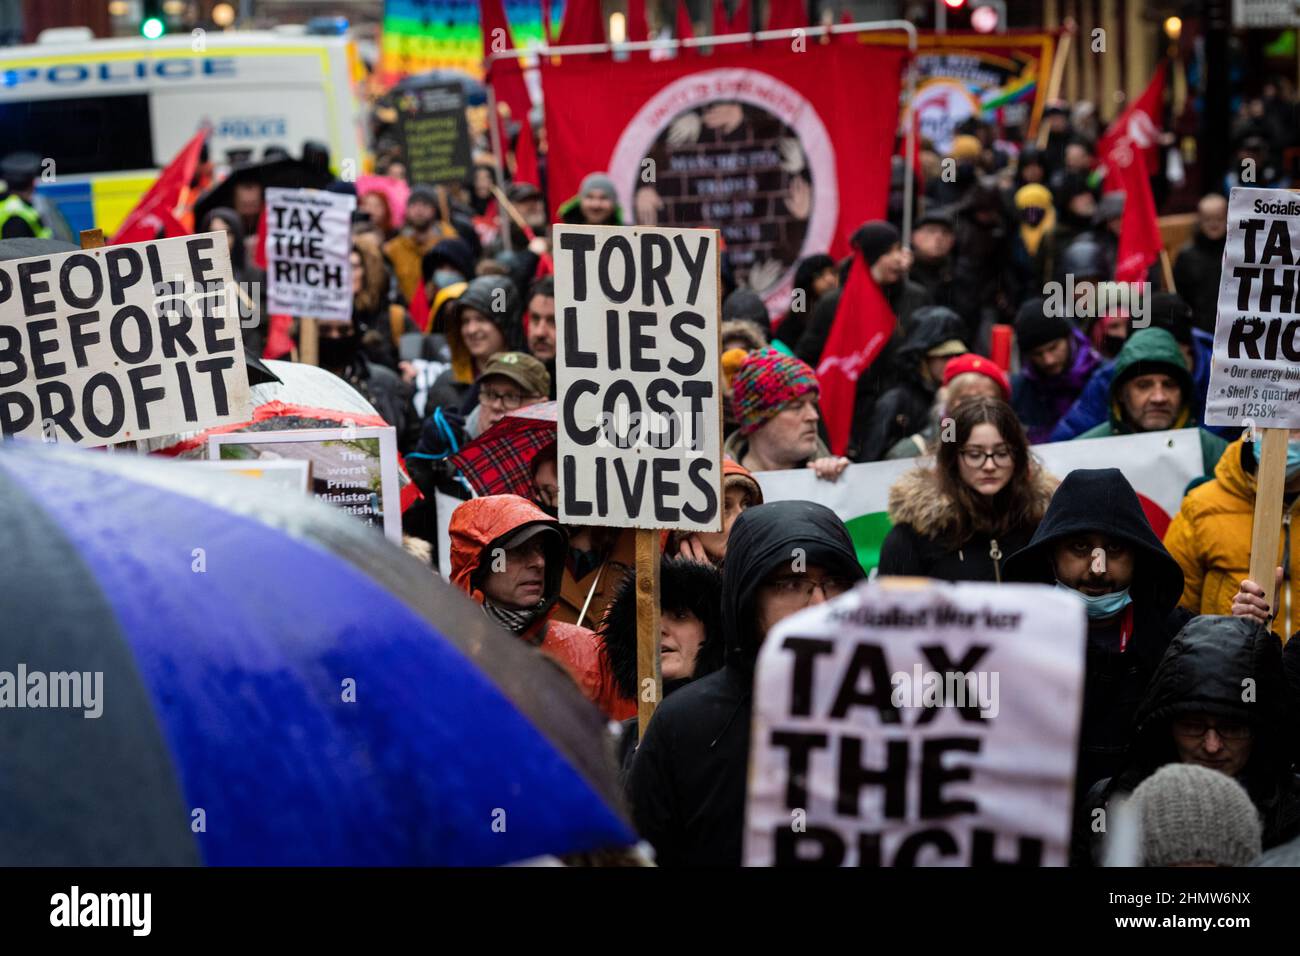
[852,305,967,462]
[1078,616,1300,864]
[1003,468,1189,802]
[626,501,865,867]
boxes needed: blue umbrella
[0,441,633,865]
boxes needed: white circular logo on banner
[608,68,838,315]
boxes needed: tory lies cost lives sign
[1205,186,1300,429]
[0,233,252,446]
[554,224,723,532]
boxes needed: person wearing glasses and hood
[626,501,865,867]
[1073,615,1300,864]
[878,397,1056,582]
[1003,468,1190,805]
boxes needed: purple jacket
[1010,328,1104,444]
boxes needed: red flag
[728,0,751,32]
[1097,61,1166,191]
[542,41,905,312]
[480,0,532,150]
[111,128,207,244]
[513,118,540,188]
[676,1,695,39]
[626,0,649,41]
[1113,142,1164,284]
[557,0,605,45]
[712,0,728,36]
[817,254,895,456]
[766,0,805,31]
[409,278,432,332]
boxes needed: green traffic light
[141,16,165,39]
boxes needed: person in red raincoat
[448,494,634,720]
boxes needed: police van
[0,31,367,237]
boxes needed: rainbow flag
[379,0,561,85]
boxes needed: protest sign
[397,82,472,185]
[555,222,723,736]
[1204,187,1300,430]
[0,233,251,447]
[265,188,355,323]
[208,426,401,543]
[744,579,1085,867]
[755,429,1205,574]
[1204,186,1300,618]
[554,223,723,533]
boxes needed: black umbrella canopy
[194,156,335,224]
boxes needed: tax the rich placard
[1205,186,1300,429]
[0,233,251,446]
[265,187,355,323]
[554,224,723,533]
[745,580,1086,867]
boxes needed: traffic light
[141,0,166,39]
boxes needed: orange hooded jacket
[449,495,635,720]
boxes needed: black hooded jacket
[1003,468,1190,800]
[853,306,966,463]
[1077,616,1300,863]
[601,558,725,773]
[625,501,864,867]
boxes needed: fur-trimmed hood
[887,461,1058,538]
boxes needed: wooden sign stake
[299,317,319,366]
[635,528,662,739]
[1249,427,1289,637]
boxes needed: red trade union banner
[541,43,908,315]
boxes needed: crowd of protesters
[9,70,1299,870]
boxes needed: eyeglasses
[959,446,1013,467]
[480,386,525,409]
[764,574,853,602]
[1172,717,1251,741]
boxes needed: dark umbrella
[0,440,633,865]
[194,157,335,224]
[390,69,487,106]
[449,402,557,498]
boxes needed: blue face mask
[1055,581,1133,619]
[433,269,463,289]
[1252,437,1300,480]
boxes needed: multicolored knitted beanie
[732,348,820,435]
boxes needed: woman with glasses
[878,396,1056,582]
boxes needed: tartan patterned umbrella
[450,402,557,498]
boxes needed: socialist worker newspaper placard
[744,579,1085,866]
[0,232,252,446]
[1205,186,1300,430]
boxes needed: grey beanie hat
[1132,764,1262,867]
[580,172,617,199]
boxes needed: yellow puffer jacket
[1163,438,1299,641]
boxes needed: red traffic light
[942,0,967,8]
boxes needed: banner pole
[1249,428,1289,636]
[299,318,319,366]
[484,77,512,253]
[635,528,662,740]
[1037,27,1072,148]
